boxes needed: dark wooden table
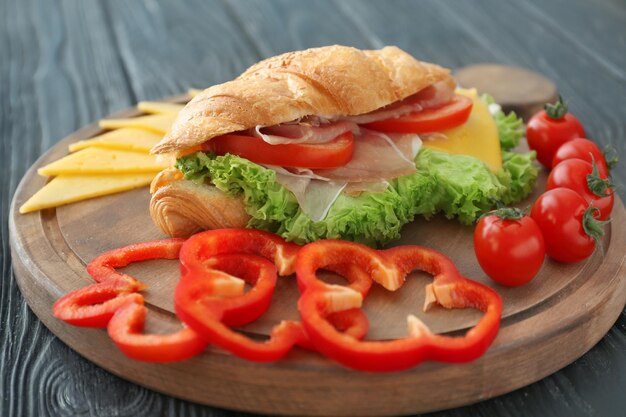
[2,1,625,416]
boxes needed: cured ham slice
[254,118,357,145]
[264,166,346,222]
[263,126,420,221]
[260,126,421,221]
[315,129,422,182]
[341,80,455,124]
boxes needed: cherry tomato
[363,95,473,134]
[526,97,585,168]
[547,159,614,220]
[552,138,609,178]
[474,208,545,286]
[205,131,354,169]
[530,188,603,263]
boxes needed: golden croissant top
[151,45,452,154]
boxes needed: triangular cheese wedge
[19,173,154,213]
[38,148,168,176]
[422,88,502,172]
[99,112,177,135]
[137,101,185,115]
[69,128,163,153]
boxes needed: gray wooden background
[2,0,625,416]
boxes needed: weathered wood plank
[523,0,626,72]
[104,0,261,98]
[336,0,506,68]
[226,0,372,56]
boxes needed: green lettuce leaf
[497,150,539,205]
[482,94,524,151]
[176,146,537,246]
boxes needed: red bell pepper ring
[296,240,502,372]
[176,247,308,362]
[175,229,369,362]
[53,238,210,362]
[52,280,144,328]
[107,302,208,363]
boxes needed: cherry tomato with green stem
[530,188,606,263]
[474,208,545,286]
[526,97,586,168]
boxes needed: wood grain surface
[2,1,626,416]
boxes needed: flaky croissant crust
[150,171,249,238]
[151,45,451,154]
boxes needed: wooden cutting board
[9,98,626,417]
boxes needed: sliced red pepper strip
[52,280,144,328]
[107,302,208,363]
[296,240,502,372]
[87,238,186,283]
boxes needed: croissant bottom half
[150,179,249,237]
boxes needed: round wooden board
[9,99,626,417]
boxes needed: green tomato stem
[480,206,525,221]
[582,205,609,245]
[586,157,614,197]
[544,96,568,119]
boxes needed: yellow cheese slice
[99,112,178,135]
[422,88,502,172]
[19,173,154,213]
[38,148,169,176]
[137,101,185,115]
[68,128,163,153]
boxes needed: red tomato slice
[204,131,354,169]
[362,95,473,134]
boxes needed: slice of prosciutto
[341,79,456,125]
[264,128,421,221]
[314,128,422,182]
[253,117,358,145]
[264,165,347,222]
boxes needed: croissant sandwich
[150,45,538,245]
